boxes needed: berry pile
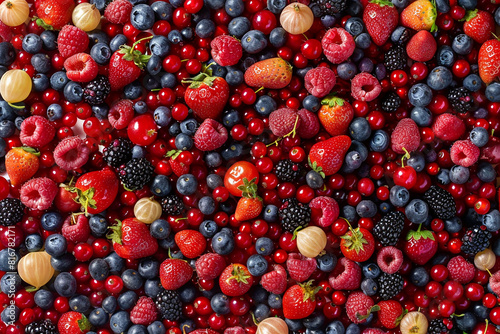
[0,0,498,334]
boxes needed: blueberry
[32,73,50,92]
[300,95,319,112]
[211,293,230,314]
[0,120,15,138]
[118,290,138,310]
[124,81,143,100]
[147,55,162,75]
[51,253,76,272]
[143,74,161,91]
[358,58,374,74]
[351,48,364,62]
[226,67,244,86]
[89,308,109,327]
[45,234,67,257]
[458,0,476,9]
[180,118,198,135]
[31,53,51,73]
[2,305,19,324]
[337,61,357,80]
[225,0,244,16]
[254,95,277,116]
[317,253,337,272]
[407,152,425,172]
[247,254,268,276]
[122,269,143,290]
[266,294,281,308]
[150,175,172,197]
[345,17,364,37]
[0,102,15,122]
[110,34,128,52]
[105,252,126,273]
[263,204,279,222]
[109,311,132,334]
[392,0,409,8]
[153,106,171,127]
[463,74,482,92]
[33,289,54,309]
[23,33,43,54]
[241,30,268,54]
[483,210,500,232]
[64,81,83,103]
[486,82,500,102]
[436,168,450,185]
[356,200,377,218]
[137,259,159,281]
[205,152,222,168]
[362,263,381,279]
[269,27,287,47]
[496,7,500,26]
[54,272,77,297]
[349,117,371,141]
[228,17,251,38]
[405,199,429,224]
[449,165,470,184]
[168,30,183,44]
[50,71,69,91]
[161,73,177,88]
[89,258,110,281]
[361,278,378,296]
[1,272,21,294]
[254,304,271,322]
[342,205,358,224]
[199,220,218,238]
[325,321,345,334]
[102,296,118,314]
[321,14,338,28]
[436,45,456,68]
[148,321,166,334]
[130,4,155,30]
[211,62,227,77]
[40,30,57,51]
[474,304,489,320]
[255,237,274,256]
[455,312,477,332]
[206,174,223,189]
[134,100,148,114]
[47,104,64,122]
[175,133,193,150]
[181,27,194,40]
[212,230,235,255]
[410,106,432,127]
[355,34,371,50]
[69,295,91,313]
[89,215,108,237]
[477,162,496,183]
[195,19,215,38]
[159,235,176,249]
[435,0,450,12]
[306,170,324,189]
[169,0,184,7]
[0,42,15,66]
[88,31,109,46]
[129,325,148,334]
[452,34,473,55]
[369,130,389,152]
[25,234,43,252]
[427,66,453,90]
[445,217,462,233]
[285,318,304,331]
[198,196,216,215]
[343,151,363,171]
[176,174,198,196]
[221,142,243,160]
[410,267,430,287]
[408,83,433,107]
[151,1,173,20]
[144,279,163,298]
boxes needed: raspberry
[20,116,55,148]
[362,329,385,334]
[57,25,89,58]
[194,119,228,151]
[377,246,404,274]
[304,67,336,98]
[447,256,475,284]
[489,270,500,296]
[195,253,226,280]
[286,253,317,282]
[269,108,300,137]
[64,53,99,83]
[108,99,135,130]
[432,113,466,141]
[351,73,382,102]
[104,0,134,24]
[309,196,339,227]
[53,136,91,171]
[224,327,245,334]
[211,35,243,66]
[297,109,320,139]
[329,257,361,290]
[260,264,287,294]
[20,177,58,211]
[450,139,480,167]
[390,118,421,154]
[345,291,375,324]
[0,21,12,43]
[321,28,355,64]
[130,296,158,326]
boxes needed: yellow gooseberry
[18,252,54,289]
[0,69,32,103]
[279,3,314,35]
[0,0,29,27]
[134,197,162,224]
[72,3,101,32]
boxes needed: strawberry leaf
[77,314,92,332]
[106,221,123,245]
[462,9,478,21]
[166,150,181,159]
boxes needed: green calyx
[181,62,218,88]
[107,220,123,245]
[321,95,345,108]
[237,177,261,201]
[299,280,322,302]
[462,9,478,21]
[356,305,381,321]
[406,223,435,241]
[429,0,438,32]
[369,0,394,7]
[118,36,153,70]
[34,17,54,31]
[226,265,251,285]
[77,314,92,332]
[14,146,40,157]
[166,149,182,159]
[308,157,325,179]
[341,227,368,254]
[69,187,97,216]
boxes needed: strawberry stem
[226,265,251,284]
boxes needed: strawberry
[55,184,81,213]
[57,26,89,59]
[308,135,351,176]
[378,300,404,329]
[286,253,317,282]
[5,147,39,186]
[108,38,152,91]
[406,30,437,62]
[71,168,119,215]
[64,53,98,83]
[194,119,228,151]
[478,38,500,85]
[244,57,293,89]
[340,227,375,262]
[391,118,421,154]
[318,96,354,136]
[404,225,437,265]
[167,150,190,177]
[174,230,207,259]
[108,218,159,259]
[36,0,75,30]
[345,292,379,324]
[363,0,399,46]
[401,0,437,32]
[234,178,262,221]
[260,264,287,294]
[130,296,158,326]
[184,71,230,120]
[463,10,495,44]
[282,281,321,319]
[160,258,194,290]
[219,264,254,296]
[195,253,226,280]
[57,312,91,334]
[61,214,90,244]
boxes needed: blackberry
[424,185,456,220]
[372,211,405,246]
[83,75,111,105]
[103,138,132,168]
[275,159,302,182]
[428,319,447,334]
[279,198,311,233]
[384,45,407,71]
[381,92,401,113]
[448,87,474,113]
[161,194,184,215]
[155,289,182,321]
[461,226,491,256]
[25,319,57,334]
[0,198,24,226]
[312,0,347,15]
[394,27,411,44]
[118,158,154,190]
[378,273,404,300]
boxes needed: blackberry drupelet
[448,87,474,113]
[161,194,184,215]
[275,159,302,182]
[424,185,456,220]
[428,319,448,334]
[381,92,401,113]
[395,28,411,44]
[384,45,407,71]
[279,198,311,233]
[312,0,347,15]
[118,158,154,190]
[25,319,57,334]
[103,138,133,168]
[372,211,405,246]
[0,198,24,226]
[378,273,404,300]
[155,289,182,321]
[83,75,111,105]
[461,226,491,256]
